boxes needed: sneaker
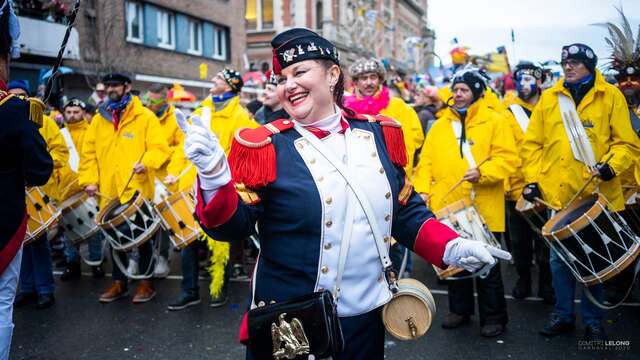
[36,293,55,309]
[582,324,607,342]
[539,316,575,337]
[480,323,504,337]
[132,280,156,303]
[168,293,201,311]
[99,281,129,303]
[209,286,228,308]
[441,313,471,329]
[153,256,170,278]
[60,262,81,281]
[127,259,139,276]
[14,292,37,307]
[92,265,105,278]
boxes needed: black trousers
[246,307,385,360]
[447,232,508,326]
[505,200,552,292]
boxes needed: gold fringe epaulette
[28,97,45,128]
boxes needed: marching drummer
[520,43,640,341]
[58,98,105,280]
[502,63,554,304]
[79,73,169,304]
[164,68,258,310]
[413,67,518,337]
[8,81,68,310]
[187,28,510,359]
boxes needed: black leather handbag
[247,290,344,360]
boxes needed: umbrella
[40,66,73,81]
[168,83,197,102]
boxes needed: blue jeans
[180,242,199,296]
[19,234,55,295]
[63,232,103,263]
[0,247,22,360]
[550,249,603,326]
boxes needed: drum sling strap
[508,104,530,133]
[557,93,596,167]
[60,127,80,172]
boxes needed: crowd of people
[2,10,640,360]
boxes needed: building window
[188,19,203,55]
[246,0,273,31]
[212,25,228,61]
[157,9,175,49]
[125,1,144,43]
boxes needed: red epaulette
[228,118,294,189]
[342,110,408,167]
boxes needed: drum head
[545,195,598,234]
[104,192,139,221]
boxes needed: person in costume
[142,83,184,278]
[598,8,640,304]
[253,71,290,125]
[502,62,554,304]
[9,81,68,310]
[58,98,105,280]
[165,68,258,310]
[413,67,518,337]
[0,1,53,351]
[186,28,510,359]
[79,72,169,304]
[521,43,640,341]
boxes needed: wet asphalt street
[11,249,640,360]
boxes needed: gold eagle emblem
[271,313,310,359]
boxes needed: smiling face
[262,84,281,109]
[209,73,232,96]
[276,60,340,124]
[355,72,381,97]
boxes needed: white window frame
[212,25,228,61]
[247,0,274,31]
[156,9,176,50]
[125,1,144,43]
[188,19,203,55]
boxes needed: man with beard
[343,58,424,178]
[79,73,169,304]
[502,62,554,304]
[58,99,105,280]
[142,83,183,278]
[253,71,289,124]
[521,43,640,341]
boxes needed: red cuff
[0,212,28,274]
[414,218,458,269]
[195,181,238,228]
[238,311,249,344]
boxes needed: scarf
[212,92,236,112]
[343,86,391,115]
[105,93,132,130]
[155,104,169,118]
[563,73,594,107]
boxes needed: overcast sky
[429,0,640,68]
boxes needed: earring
[330,83,335,93]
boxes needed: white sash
[451,120,476,168]
[508,104,530,132]
[557,93,596,167]
[59,127,79,172]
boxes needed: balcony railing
[17,15,80,59]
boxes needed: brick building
[245,0,434,75]
[11,0,246,104]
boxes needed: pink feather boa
[343,86,391,115]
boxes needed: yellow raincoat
[153,104,184,191]
[39,115,69,203]
[413,98,519,232]
[79,96,170,208]
[380,96,424,178]
[520,70,640,211]
[166,96,258,190]
[502,96,536,201]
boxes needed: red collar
[303,118,349,139]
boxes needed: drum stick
[566,153,614,209]
[118,151,147,200]
[175,164,194,181]
[534,197,560,212]
[441,157,491,202]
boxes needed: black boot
[60,261,81,281]
[512,267,531,299]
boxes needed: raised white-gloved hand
[175,109,231,192]
[442,238,512,272]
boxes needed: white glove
[174,109,231,192]
[442,238,512,273]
